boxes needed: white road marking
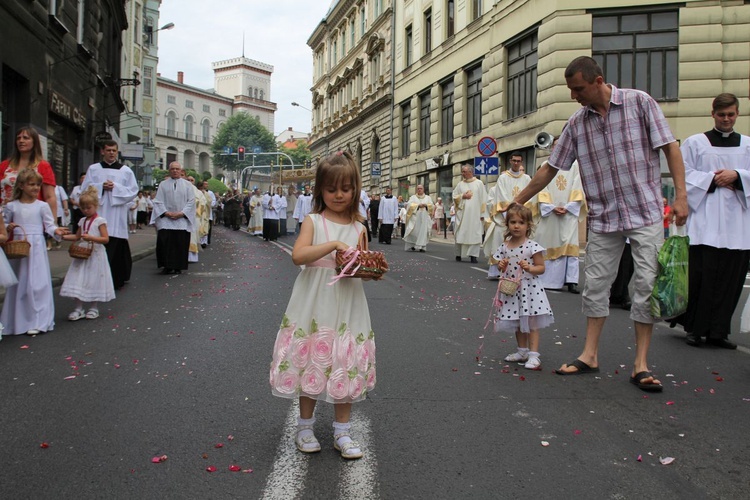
[425,254,446,261]
[261,401,308,500]
[262,239,379,499]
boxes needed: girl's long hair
[503,204,535,240]
[311,151,363,223]
[9,127,44,170]
[12,168,43,201]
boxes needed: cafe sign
[49,90,87,129]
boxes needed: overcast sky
[157,1,332,136]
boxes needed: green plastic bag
[650,234,689,318]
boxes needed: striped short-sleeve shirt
[548,85,675,233]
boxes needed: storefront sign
[49,90,87,129]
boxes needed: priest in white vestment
[537,161,586,292]
[81,141,139,289]
[378,187,399,244]
[150,162,195,274]
[285,185,297,234]
[452,164,487,263]
[403,185,434,252]
[483,153,534,277]
[293,184,313,234]
[185,175,207,263]
[671,93,750,349]
[247,188,264,235]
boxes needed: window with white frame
[142,67,152,96]
[466,64,482,135]
[219,109,226,117]
[185,100,194,109]
[201,119,210,143]
[167,95,176,104]
[360,7,366,37]
[203,104,210,112]
[507,30,538,119]
[471,0,483,22]
[142,116,151,143]
[592,9,678,100]
[166,111,177,136]
[184,115,194,137]
[350,19,355,47]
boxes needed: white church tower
[212,56,276,134]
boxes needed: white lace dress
[270,213,376,404]
[60,216,115,302]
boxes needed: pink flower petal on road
[637,455,642,462]
[151,455,168,463]
[40,442,49,449]
[242,468,254,473]
[214,443,224,448]
[574,430,582,435]
[541,441,550,447]
[64,375,76,380]
[20,345,29,349]
[229,465,241,472]
[666,401,675,405]
[206,465,217,472]
[227,435,234,441]
[659,456,675,465]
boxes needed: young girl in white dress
[493,204,554,370]
[1,169,67,335]
[60,186,115,320]
[269,151,375,460]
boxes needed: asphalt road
[1,226,748,499]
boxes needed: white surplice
[452,177,487,258]
[81,162,138,239]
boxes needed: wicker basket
[68,239,93,260]
[1,225,31,259]
[498,271,521,296]
[335,248,389,280]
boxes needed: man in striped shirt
[513,56,688,392]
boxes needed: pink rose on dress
[275,370,299,395]
[291,336,311,369]
[335,332,357,371]
[273,324,296,360]
[326,368,350,400]
[365,368,376,390]
[300,365,326,395]
[310,327,335,367]
[357,339,375,373]
[349,374,365,399]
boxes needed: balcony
[156,128,212,144]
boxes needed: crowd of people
[0,56,747,464]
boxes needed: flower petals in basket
[498,269,521,296]
[1,225,31,259]
[68,239,93,260]
[334,247,389,281]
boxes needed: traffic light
[238,146,245,161]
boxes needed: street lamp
[291,102,312,112]
[155,22,175,32]
[145,22,175,44]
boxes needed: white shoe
[504,352,529,363]
[85,309,100,319]
[524,357,542,370]
[68,309,86,321]
[26,329,40,335]
[295,425,321,453]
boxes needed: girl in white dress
[60,186,115,320]
[1,169,67,335]
[269,151,374,460]
[493,204,554,370]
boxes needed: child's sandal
[334,431,363,460]
[295,425,321,453]
[68,309,86,321]
[85,309,99,319]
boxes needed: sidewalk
[0,229,157,303]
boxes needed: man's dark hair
[100,139,118,149]
[509,151,523,159]
[564,56,603,83]
[712,93,739,112]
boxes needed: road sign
[222,146,232,154]
[253,146,262,154]
[477,136,497,157]
[371,162,382,177]
[474,156,499,176]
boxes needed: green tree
[211,113,277,171]
[279,140,312,168]
[201,171,212,181]
[152,168,168,185]
[207,178,228,195]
